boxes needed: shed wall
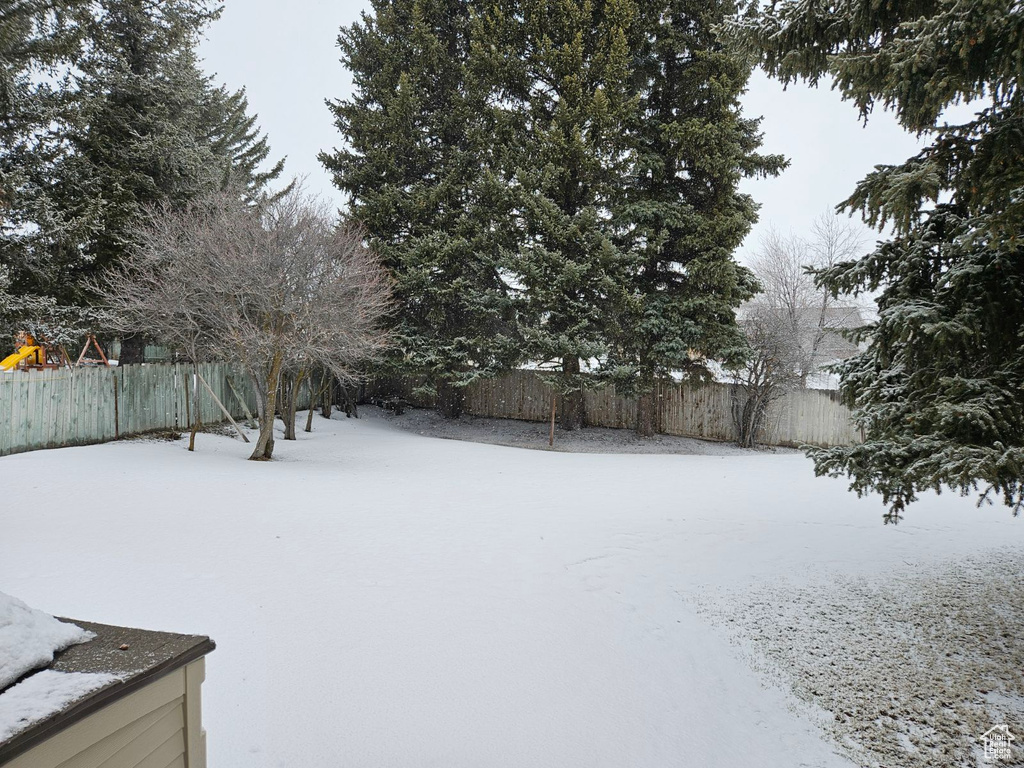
[5,659,207,768]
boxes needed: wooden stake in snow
[197,371,250,443]
[189,369,201,451]
[225,374,256,426]
[549,394,556,448]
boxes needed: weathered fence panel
[0,362,309,457]
[366,370,861,448]
[656,381,737,442]
[767,387,862,448]
[464,370,553,422]
[582,383,637,430]
[2,364,859,457]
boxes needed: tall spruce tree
[60,3,219,291]
[1,1,89,131]
[725,1,1024,521]
[203,83,288,204]
[322,0,521,418]
[2,0,90,342]
[479,0,639,430]
[17,0,285,360]
[607,0,785,436]
[1,0,94,330]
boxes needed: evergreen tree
[479,0,639,430]
[203,83,288,204]
[1,0,94,328]
[6,0,285,359]
[608,0,785,435]
[57,1,220,293]
[725,1,1024,521]
[0,0,90,130]
[322,0,521,418]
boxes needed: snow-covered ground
[375,406,783,454]
[2,409,1022,767]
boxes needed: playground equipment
[76,334,110,367]
[2,332,112,371]
[0,337,43,370]
[1,333,46,371]
[0,332,73,371]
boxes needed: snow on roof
[0,670,116,743]
[0,592,94,691]
[0,612,215,761]
[0,592,114,747]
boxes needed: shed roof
[0,619,214,765]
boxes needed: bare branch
[732,213,866,446]
[96,185,393,460]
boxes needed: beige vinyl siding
[5,659,206,768]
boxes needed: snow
[0,592,94,690]
[0,671,117,743]
[692,550,1024,766]
[376,406,777,454]
[1,408,1022,767]
[0,593,104,747]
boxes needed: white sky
[198,0,928,265]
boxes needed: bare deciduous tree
[732,214,865,448]
[99,187,392,460]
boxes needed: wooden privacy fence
[1,364,860,457]
[0,362,278,457]
[370,370,862,448]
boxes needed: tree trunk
[732,384,769,449]
[332,377,344,415]
[187,367,201,451]
[343,386,359,418]
[305,376,316,432]
[118,335,145,366]
[320,371,333,419]
[732,385,752,448]
[250,354,282,461]
[558,357,583,431]
[436,379,464,419]
[280,370,305,441]
[279,374,293,440]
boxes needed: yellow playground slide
[0,344,43,371]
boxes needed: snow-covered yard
[2,410,1022,767]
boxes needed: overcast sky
[198,0,928,264]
